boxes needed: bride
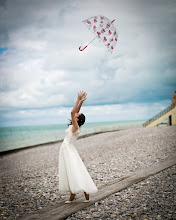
[59,91,98,203]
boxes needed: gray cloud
[0,0,176,125]
[0,99,171,127]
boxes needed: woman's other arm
[76,92,87,113]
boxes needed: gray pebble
[0,126,176,219]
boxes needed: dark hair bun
[68,113,86,127]
[78,113,85,127]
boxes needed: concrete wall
[146,106,176,127]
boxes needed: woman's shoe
[83,199,90,203]
[65,197,76,204]
[65,200,72,204]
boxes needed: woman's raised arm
[71,91,87,132]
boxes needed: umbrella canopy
[79,15,118,53]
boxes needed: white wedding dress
[59,125,98,194]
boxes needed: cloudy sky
[0,0,176,127]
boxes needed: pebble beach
[0,126,176,219]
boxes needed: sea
[0,120,145,153]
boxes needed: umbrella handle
[79,46,87,51]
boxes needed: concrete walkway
[20,156,176,220]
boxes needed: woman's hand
[77,91,87,102]
[81,92,87,102]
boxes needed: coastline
[0,129,121,157]
[0,120,145,156]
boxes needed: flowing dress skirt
[59,142,98,194]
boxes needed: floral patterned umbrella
[79,15,118,53]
